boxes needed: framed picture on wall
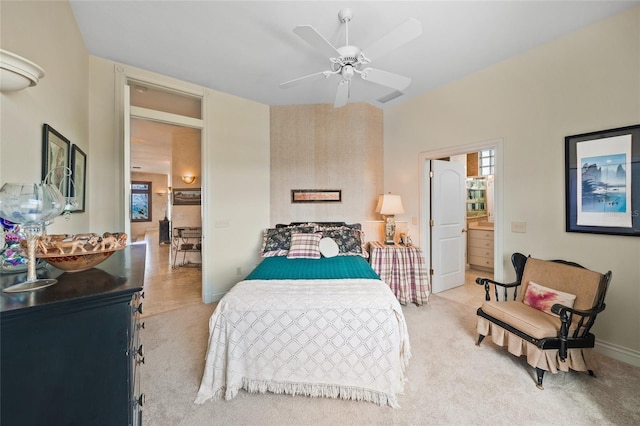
[70,145,87,212]
[173,188,201,205]
[565,124,640,236]
[291,189,342,203]
[42,124,70,196]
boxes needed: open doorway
[420,139,504,294]
[126,82,204,316]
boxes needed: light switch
[511,221,527,233]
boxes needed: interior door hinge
[430,268,434,275]
[429,219,434,227]
[429,170,434,178]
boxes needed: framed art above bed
[291,189,342,203]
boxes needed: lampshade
[376,194,405,216]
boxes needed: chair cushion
[517,257,603,311]
[481,300,563,340]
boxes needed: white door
[430,159,467,293]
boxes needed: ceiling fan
[280,8,422,108]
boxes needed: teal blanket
[245,256,380,280]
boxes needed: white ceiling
[70,1,638,110]
[69,1,639,175]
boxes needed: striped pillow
[287,232,322,259]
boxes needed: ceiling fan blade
[360,68,411,91]
[280,71,331,89]
[363,18,422,61]
[293,25,341,58]
[334,80,350,108]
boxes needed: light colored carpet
[141,294,640,425]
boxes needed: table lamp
[376,193,404,245]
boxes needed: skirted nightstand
[368,241,430,305]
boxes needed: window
[131,181,152,222]
[478,149,495,176]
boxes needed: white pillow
[319,237,339,258]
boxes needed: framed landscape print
[291,189,342,203]
[565,124,640,236]
[173,188,201,205]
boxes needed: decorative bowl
[33,232,128,273]
[36,247,125,273]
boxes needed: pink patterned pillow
[523,281,576,316]
[286,233,322,259]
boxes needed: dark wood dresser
[1,244,146,426]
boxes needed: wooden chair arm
[476,277,521,301]
[551,303,606,360]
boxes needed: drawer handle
[137,322,146,330]
[136,394,145,407]
[134,303,143,315]
[136,356,145,366]
[137,344,144,357]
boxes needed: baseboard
[595,339,640,368]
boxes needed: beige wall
[0,0,89,234]
[270,103,383,225]
[385,7,640,362]
[205,90,270,300]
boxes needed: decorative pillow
[318,237,339,258]
[523,281,577,316]
[287,232,322,259]
[319,226,368,258]
[260,225,315,257]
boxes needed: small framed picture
[173,188,201,205]
[42,124,70,195]
[291,189,342,203]
[70,145,87,212]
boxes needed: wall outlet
[511,221,527,233]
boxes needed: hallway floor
[141,230,202,318]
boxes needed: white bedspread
[195,278,411,407]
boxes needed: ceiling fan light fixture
[280,9,422,108]
[341,65,354,80]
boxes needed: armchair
[475,253,611,389]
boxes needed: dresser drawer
[468,255,493,268]
[468,237,494,249]
[469,246,494,259]
[468,229,493,240]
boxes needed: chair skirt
[477,317,598,374]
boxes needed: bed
[195,223,411,407]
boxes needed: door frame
[115,65,208,301]
[419,139,504,283]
